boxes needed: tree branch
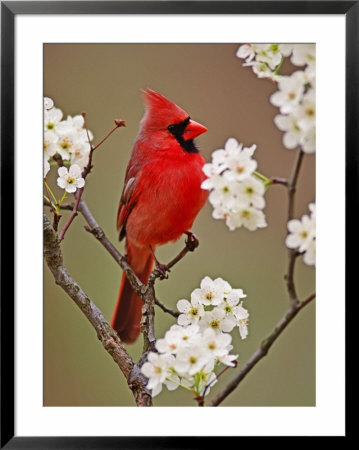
[58,187,84,241]
[78,200,158,353]
[155,297,180,318]
[288,149,304,222]
[285,149,305,303]
[211,147,311,406]
[43,213,151,406]
[209,292,315,406]
[44,198,74,211]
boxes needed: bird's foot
[154,261,171,280]
[184,231,199,252]
[149,245,171,280]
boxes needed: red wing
[117,176,137,241]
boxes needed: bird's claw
[154,262,171,280]
[185,231,199,252]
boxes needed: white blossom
[300,126,316,154]
[270,71,306,114]
[236,44,293,80]
[174,345,210,376]
[141,353,174,397]
[286,203,316,266]
[293,89,315,132]
[209,138,257,175]
[226,206,267,231]
[237,44,316,154]
[44,107,63,133]
[140,277,248,398]
[303,238,316,266]
[218,351,238,367]
[202,328,233,358]
[274,114,302,150]
[191,276,227,306]
[57,164,85,193]
[235,176,266,209]
[44,158,50,178]
[43,97,94,165]
[243,60,281,81]
[57,114,93,143]
[44,97,54,110]
[234,302,250,339]
[200,308,236,333]
[203,137,267,232]
[155,326,183,354]
[291,44,315,67]
[44,130,60,161]
[286,214,314,252]
[207,172,241,210]
[177,297,204,326]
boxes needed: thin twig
[209,292,315,406]
[155,298,180,318]
[58,187,83,242]
[271,177,289,187]
[149,231,199,282]
[57,118,125,242]
[92,120,125,152]
[43,182,61,230]
[44,199,74,211]
[285,149,305,303]
[287,149,304,221]
[200,364,234,405]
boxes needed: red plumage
[111,89,208,343]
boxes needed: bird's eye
[168,124,175,132]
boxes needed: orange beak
[183,119,208,140]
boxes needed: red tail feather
[111,242,154,344]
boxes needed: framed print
[1,0,353,446]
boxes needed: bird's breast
[126,154,208,247]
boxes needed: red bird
[110,89,208,343]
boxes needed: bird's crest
[141,88,188,128]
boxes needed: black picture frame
[1,1,352,447]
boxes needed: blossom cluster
[237,44,316,154]
[44,97,93,190]
[201,138,267,231]
[236,43,294,81]
[141,276,249,397]
[286,203,316,266]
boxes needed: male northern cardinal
[110,89,208,343]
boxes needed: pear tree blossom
[237,43,316,154]
[44,130,60,162]
[236,43,294,81]
[177,297,205,326]
[291,44,316,67]
[44,159,50,178]
[44,96,54,110]
[57,164,85,193]
[44,106,63,133]
[141,276,248,398]
[141,353,175,397]
[270,71,306,114]
[43,97,93,179]
[202,137,267,231]
[191,276,231,306]
[286,202,316,266]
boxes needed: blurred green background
[44,44,315,407]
